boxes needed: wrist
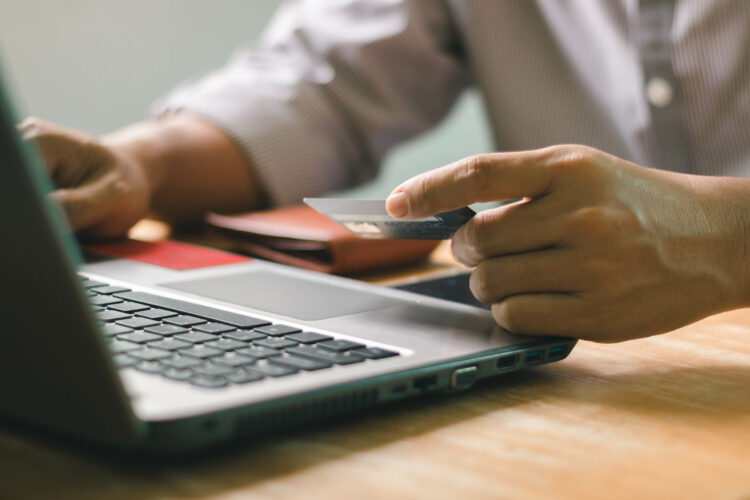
[693,176,750,308]
[103,113,260,225]
[101,118,182,202]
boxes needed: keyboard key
[129,347,171,361]
[255,337,298,350]
[136,308,177,320]
[91,285,131,295]
[317,339,366,352]
[214,352,255,367]
[89,295,123,307]
[148,338,192,351]
[117,331,162,344]
[116,317,160,329]
[164,315,206,327]
[116,291,272,328]
[253,324,301,337]
[179,344,223,359]
[223,330,266,342]
[108,301,149,313]
[113,354,137,367]
[227,369,263,384]
[174,331,217,344]
[269,353,331,371]
[285,331,332,344]
[205,338,247,351]
[162,368,193,381]
[100,323,133,337]
[193,363,234,377]
[236,345,281,359]
[193,322,236,334]
[82,280,107,289]
[134,360,165,373]
[97,310,131,322]
[351,347,399,359]
[190,375,227,388]
[145,324,189,336]
[162,354,202,370]
[285,345,365,365]
[109,339,140,353]
[249,360,296,377]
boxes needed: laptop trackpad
[162,270,400,321]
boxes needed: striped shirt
[154,0,750,207]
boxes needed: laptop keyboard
[80,276,399,389]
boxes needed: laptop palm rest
[161,270,400,321]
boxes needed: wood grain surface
[2,235,749,500]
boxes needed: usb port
[524,350,542,365]
[547,345,566,360]
[497,354,518,370]
[413,375,437,391]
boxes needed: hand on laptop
[18,118,152,238]
[19,115,262,238]
[386,144,750,342]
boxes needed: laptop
[0,66,576,453]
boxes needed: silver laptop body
[0,67,575,453]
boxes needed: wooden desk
[2,226,750,499]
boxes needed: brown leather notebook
[206,204,439,275]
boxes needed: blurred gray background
[0,0,491,198]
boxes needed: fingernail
[386,191,409,218]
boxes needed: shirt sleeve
[152,0,468,206]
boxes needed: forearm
[103,113,263,226]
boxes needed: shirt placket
[636,0,692,173]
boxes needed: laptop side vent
[236,388,378,437]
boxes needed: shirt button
[645,76,674,107]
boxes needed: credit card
[304,198,475,240]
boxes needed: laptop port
[413,375,437,391]
[450,365,478,389]
[524,350,542,365]
[391,384,407,394]
[547,345,566,360]
[497,354,518,370]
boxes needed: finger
[451,198,566,266]
[469,248,585,304]
[49,172,122,231]
[386,148,560,219]
[17,117,95,175]
[18,117,93,143]
[491,293,585,338]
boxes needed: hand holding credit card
[304,198,475,240]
